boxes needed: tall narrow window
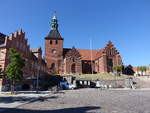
[56,40,58,44]
[72,58,75,62]
[50,40,52,44]
[110,49,112,55]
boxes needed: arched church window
[50,40,52,45]
[110,49,112,55]
[71,63,76,73]
[112,48,114,55]
[107,50,110,55]
[109,49,112,55]
[72,58,75,62]
[107,50,109,55]
[50,63,55,70]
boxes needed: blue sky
[0,0,150,66]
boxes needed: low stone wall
[96,80,126,88]
[0,85,10,91]
[132,76,150,88]
[76,79,132,88]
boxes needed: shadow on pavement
[0,96,59,104]
[15,91,65,94]
[0,106,101,113]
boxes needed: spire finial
[52,11,57,19]
[108,40,112,43]
[51,11,58,30]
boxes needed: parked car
[59,82,76,90]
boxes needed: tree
[137,66,140,75]
[6,48,25,93]
[0,66,4,78]
[123,65,134,75]
[139,66,147,76]
[113,65,123,76]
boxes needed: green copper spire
[45,12,63,39]
[51,12,58,30]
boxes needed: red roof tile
[77,49,99,60]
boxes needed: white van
[59,82,76,90]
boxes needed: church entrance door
[108,59,113,72]
[71,63,76,73]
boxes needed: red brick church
[44,14,122,74]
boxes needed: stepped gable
[0,33,6,38]
[103,41,120,55]
[0,33,6,45]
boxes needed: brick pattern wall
[45,39,63,73]
[58,42,122,74]
[82,60,92,74]
[64,48,82,74]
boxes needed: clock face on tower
[51,49,57,54]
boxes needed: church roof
[45,30,63,40]
[77,49,99,61]
[63,41,119,61]
[63,48,105,61]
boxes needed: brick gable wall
[0,30,46,91]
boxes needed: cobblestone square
[1,89,150,113]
